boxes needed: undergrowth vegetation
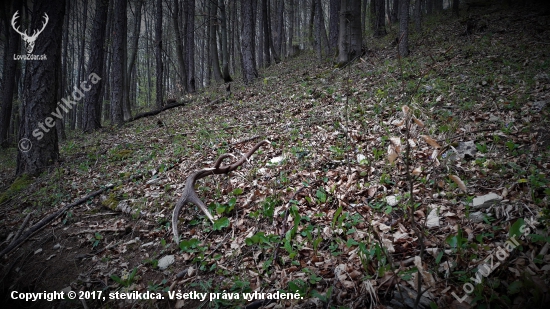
[1,3,549,309]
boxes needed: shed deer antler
[172,140,269,243]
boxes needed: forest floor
[1,3,550,309]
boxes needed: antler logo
[11,10,49,54]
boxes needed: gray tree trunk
[414,0,422,32]
[83,0,109,133]
[0,1,21,148]
[399,0,410,57]
[337,0,362,65]
[219,0,232,82]
[16,0,66,176]
[241,0,258,84]
[328,0,340,55]
[155,0,164,109]
[287,0,295,57]
[314,0,330,58]
[185,0,196,92]
[111,0,126,125]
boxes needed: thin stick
[11,212,32,245]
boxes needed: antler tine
[11,11,26,37]
[172,140,269,243]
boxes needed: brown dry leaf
[421,135,441,149]
[449,175,467,192]
[402,105,411,116]
[412,167,422,176]
[412,116,425,127]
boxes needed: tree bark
[241,0,258,84]
[83,0,109,133]
[314,0,330,58]
[329,0,340,55]
[155,0,164,109]
[399,0,410,57]
[16,0,66,176]
[337,0,362,65]
[414,0,422,32]
[262,0,271,66]
[0,1,21,148]
[219,0,232,82]
[111,0,126,125]
[287,0,295,57]
[452,0,459,17]
[185,0,196,92]
[375,0,387,37]
[208,0,222,83]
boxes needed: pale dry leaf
[402,105,411,116]
[421,135,441,149]
[389,137,402,153]
[412,167,422,176]
[392,119,405,127]
[449,175,467,192]
[387,145,398,164]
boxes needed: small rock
[158,255,175,270]
[471,193,502,209]
[34,248,42,255]
[426,208,440,228]
[357,154,366,164]
[386,195,399,206]
[53,243,62,250]
[468,211,492,223]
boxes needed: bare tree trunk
[391,0,399,23]
[173,0,188,94]
[83,0,109,133]
[155,0,164,109]
[329,0,340,55]
[126,0,143,109]
[338,0,362,65]
[185,0,196,92]
[314,0,330,58]
[111,0,126,125]
[287,0,295,56]
[414,0,422,32]
[17,0,66,176]
[274,0,285,58]
[399,0,410,57]
[219,0,232,82]
[262,0,271,66]
[0,1,21,148]
[452,0,459,16]
[209,0,222,82]
[241,0,258,84]
[375,0,386,37]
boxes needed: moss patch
[0,174,33,204]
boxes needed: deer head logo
[11,10,49,54]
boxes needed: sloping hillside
[1,2,550,308]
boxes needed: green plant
[90,232,103,248]
[111,267,138,288]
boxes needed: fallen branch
[129,101,189,122]
[0,185,114,259]
[172,140,269,243]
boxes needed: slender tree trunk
[185,0,196,92]
[274,0,285,58]
[219,0,232,82]
[241,0,258,84]
[262,0,271,66]
[452,0,459,16]
[83,0,109,133]
[391,0,399,23]
[314,0,330,58]
[414,0,421,32]
[111,0,126,124]
[287,0,295,57]
[328,0,340,55]
[374,0,386,37]
[399,0,410,57]
[155,0,164,109]
[17,0,66,176]
[209,0,222,82]
[0,1,21,148]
